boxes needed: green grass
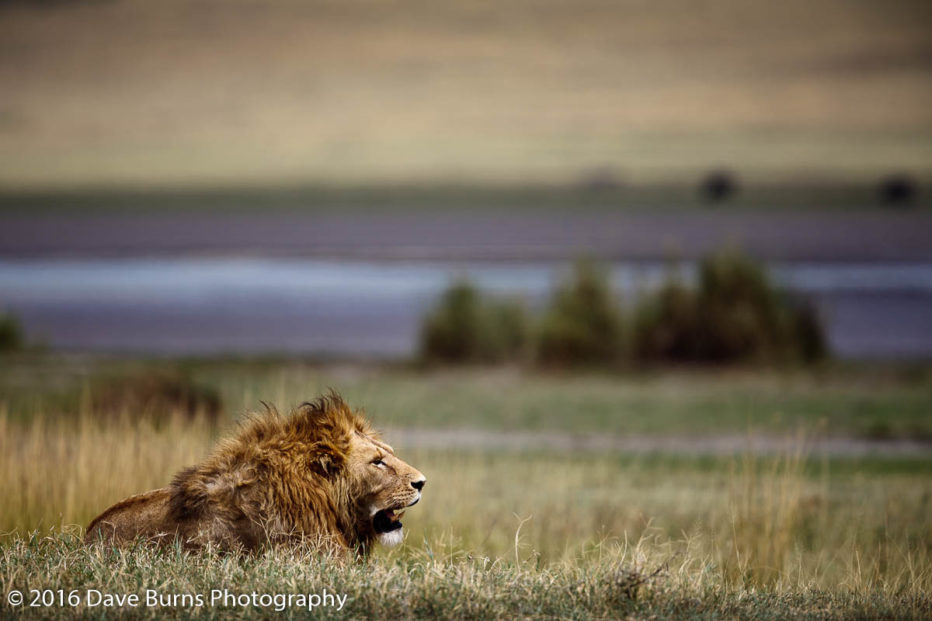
[2,356,930,438]
[204,363,932,439]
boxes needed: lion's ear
[308,442,346,476]
[310,455,332,475]
[309,453,338,475]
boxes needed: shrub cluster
[419,252,826,367]
[535,260,624,366]
[633,252,826,364]
[419,280,528,363]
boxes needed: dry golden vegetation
[1,362,931,618]
[1,0,930,188]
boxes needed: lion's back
[84,488,176,546]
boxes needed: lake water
[1,258,930,359]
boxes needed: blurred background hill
[0,0,930,189]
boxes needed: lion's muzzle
[371,476,425,544]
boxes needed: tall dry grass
[1,405,929,600]
[0,406,215,534]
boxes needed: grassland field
[0,355,930,618]
[3,356,930,437]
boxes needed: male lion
[84,394,425,555]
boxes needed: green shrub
[483,298,530,362]
[422,253,826,368]
[632,276,700,362]
[632,251,827,365]
[786,297,827,363]
[419,280,528,363]
[694,250,786,362]
[535,260,625,366]
[0,312,25,353]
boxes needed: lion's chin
[378,528,404,547]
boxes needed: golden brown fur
[84,393,425,555]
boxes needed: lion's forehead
[355,430,394,455]
[370,438,394,454]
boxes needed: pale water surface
[0,259,930,358]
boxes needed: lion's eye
[372,459,386,467]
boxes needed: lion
[84,393,425,556]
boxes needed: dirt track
[389,428,932,458]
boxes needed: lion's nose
[411,479,425,491]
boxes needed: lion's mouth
[373,508,405,533]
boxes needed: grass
[2,356,930,438]
[1,357,930,617]
[203,364,932,439]
[2,531,930,619]
[0,412,930,618]
[2,406,930,560]
[1,535,926,620]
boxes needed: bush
[535,260,625,366]
[0,312,25,353]
[694,250,786,362]
[419,280,528,363]
[483,298,530,362]
[632,251,827,364]
[89,368,223,424]
[786,297,827,363]
[422,253,826,368]
[632,276,700,362]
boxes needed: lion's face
[348,431,426,547]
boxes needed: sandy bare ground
[388,428,932,458]
[2,209,932,261]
